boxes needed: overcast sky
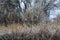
[47,0,60,21]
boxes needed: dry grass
[0,21,60,40]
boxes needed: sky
[47,0,60,21]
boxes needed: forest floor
[0,22,60,40]
[0,21,60,35]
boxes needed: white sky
[49,9,60,20]
[47,0,60,21]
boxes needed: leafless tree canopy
[0,0,60,26]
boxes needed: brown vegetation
[0,21,60,40]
